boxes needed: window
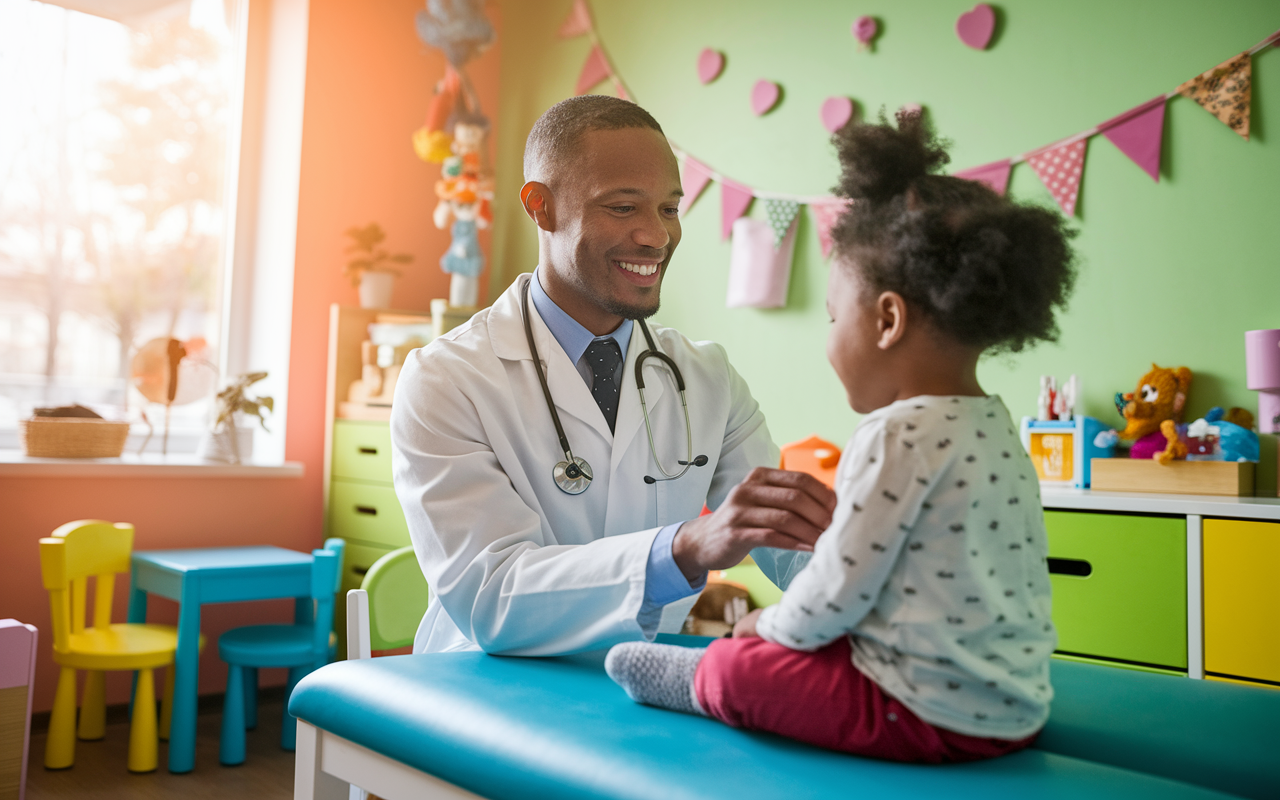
[0,0,244,451]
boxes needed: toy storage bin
[1203,519,1280,687]
[331,420,394,483]
[1045,511,1187,671]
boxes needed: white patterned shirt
[756,395,1056,739]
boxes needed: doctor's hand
[672,468,837,585]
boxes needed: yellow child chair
[39,520,200,773]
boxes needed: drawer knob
[1047,557,1092,577]
[358,447,378,455]
[355,505,378,516]
[353,566,369,576]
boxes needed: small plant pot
[358,271,395,309]
[197,425,254,464]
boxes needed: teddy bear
[1115,364,1192,464]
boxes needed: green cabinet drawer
[329,479,412,549]
[332,421,394,483]
[339,540,396,595]
[1045,511,1186,670]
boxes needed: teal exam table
[290,635,1278,800]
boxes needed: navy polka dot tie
[585,338,623,433]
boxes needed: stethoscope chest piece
[553,456,593,495]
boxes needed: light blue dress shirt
[529,270,705,628]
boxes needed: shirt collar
[530,268,633,364]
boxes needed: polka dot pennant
[1025,139,1086,217]
[764,199,801,248]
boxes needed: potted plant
[344,223,414,308]
[197,371,273,464]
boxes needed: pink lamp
[1245,329,1280,434]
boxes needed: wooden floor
[25,693,296,800]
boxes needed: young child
[606,110,1077,764]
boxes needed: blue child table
[127,545,315,773]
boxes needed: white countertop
[1041,487,1280,521]
[0,450,304,478]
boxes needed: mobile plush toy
[1114,364,1192,464]
[412,0,495,309]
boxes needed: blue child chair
[217,538,343,765]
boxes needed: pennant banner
[1178,51,1251,140]
[575,46,611,95]
[678,157,713,216]
[1026,139,1087,217]
[727,217,798,309]
[720,180,755,241]
[764,199,801,247]
[954,159,1012,195]
[809,199,849,258]
[1099,96,1166,182]
[558,0,592,38]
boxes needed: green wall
[492,0,1280,447]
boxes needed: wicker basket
[19,417,131,458]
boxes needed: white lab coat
[391,274,779,656]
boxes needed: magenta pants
[693,636,1036,763]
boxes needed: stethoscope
[521,278,707,495]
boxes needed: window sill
[0,450,304,479]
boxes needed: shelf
[0,449,304,478]
[1040,487,1280,522]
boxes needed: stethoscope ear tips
[677,455,709,467]
[643,476,657,485]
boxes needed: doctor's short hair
[829,109,1078,355]
[523,95,664,185]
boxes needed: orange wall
[0,0,501,715]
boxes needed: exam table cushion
[290,647,1262,800]
[1037,659,1279,800]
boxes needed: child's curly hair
[830,110,1077,354]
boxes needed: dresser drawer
[329,479,411,549]
[1045,511,1187,670]
[332,421,394,483]
[339,541,396,595]
[1204,519,1280,685]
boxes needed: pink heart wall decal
[852,15,877,45]
[751,80,780,116]
[697,49,724,85]
[956,4,995,50]
[821,97,854,132]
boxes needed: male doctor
[392,96,834,655]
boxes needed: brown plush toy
[1118,364,1192,464]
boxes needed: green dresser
[1044,511,1187,674]
[329,419,413,622]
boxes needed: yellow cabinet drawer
[1204,519,1280,685]
[329,479,411,549]
[332,421,393,483]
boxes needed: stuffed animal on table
[1117,364,1192,464]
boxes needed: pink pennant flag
[558,0,592,38]
[575,46,611,95]
[726,217,798,309]
[954,159,1012,195]
[679,157,713,216]
[1025,139,1087,217]
[809,199,850,258]
[1098,96,1166,182]
[720,180,755,241]
[616,82,630,101]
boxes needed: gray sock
[605,642,707,716]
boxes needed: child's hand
[732,608,763,639]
